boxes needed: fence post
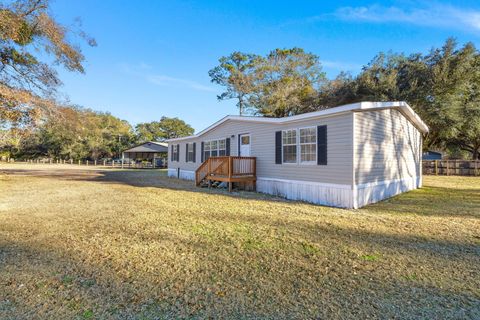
[475,160,478,176]
[94,160,97,166]
[121,159,124,169]
[78,160,81,165]
[103,159,106,166]
[111,160,114,168]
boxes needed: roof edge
[122,141,168,152]
[166,101,429,142]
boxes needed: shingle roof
[123,141,168,153]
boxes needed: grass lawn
[0,164,479,319]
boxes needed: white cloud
[147,75,216,92]
[119,62,216,92]
[320,60,363,72]
[332,3,480,31]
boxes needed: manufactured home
[166,101,428,209]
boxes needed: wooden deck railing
[195,156,257,189]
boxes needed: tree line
[1,106,194,160]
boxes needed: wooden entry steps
[195,156,256,192]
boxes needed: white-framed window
[218,139,226,156]
[203,138,226,160]
[172,144,178,162]
[282,129,297,163]
[300,127,317,163]
[204,141,211,160]
[211,140,218,157]
[187,143,194,162]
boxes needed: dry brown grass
[1,163,479,319]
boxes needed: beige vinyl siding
[169,112,354,185]
[354,108,422,185]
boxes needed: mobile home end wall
[353,108,422,208]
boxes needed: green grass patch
[361,254,380,262]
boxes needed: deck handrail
[195,156,256,186]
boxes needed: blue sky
[52,0,480,132]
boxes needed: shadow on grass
[2,167,479,219]
[1,225,479,319]
[0,167,297,206]
[2,167,480,318]
[365,185,480,219]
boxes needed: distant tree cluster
[2,108,194,160]
[8,106,135,160]
[135,116,194,142]
[210,40,480,159]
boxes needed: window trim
[172,144,179,162]
[281,129,298,164]
[202,138,227,159]
[187,143,195,162]
[299,126,317,164]
[281,127,318,165]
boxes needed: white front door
[239,134,251,156]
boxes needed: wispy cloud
[119,62,216,92]
[320,60,363,72]
[330,3,480,31]
[147,75,216,92]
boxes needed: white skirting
[354,176,421,208]
[257,176,421,209]
[167,170,420,209]
[167,168,195,181]
[256,177,354,208]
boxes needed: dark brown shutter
[317,125,327,165]
[171,145,174,161]
[275,131,282,164]
[176,144,180,162]
[185,144,188,162]
[193,142,196,163]
[226,138,230,156]
[201,142,204,162]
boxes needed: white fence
[1,158,165,169]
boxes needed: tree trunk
[473,148,479,160]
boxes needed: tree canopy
[135,116,194,142]
[10,106,135,160]
[317,38,480,159]
[208,52,258,116]
[5,108,195,160]
[0,0,95,127]
[209,48,325,117]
